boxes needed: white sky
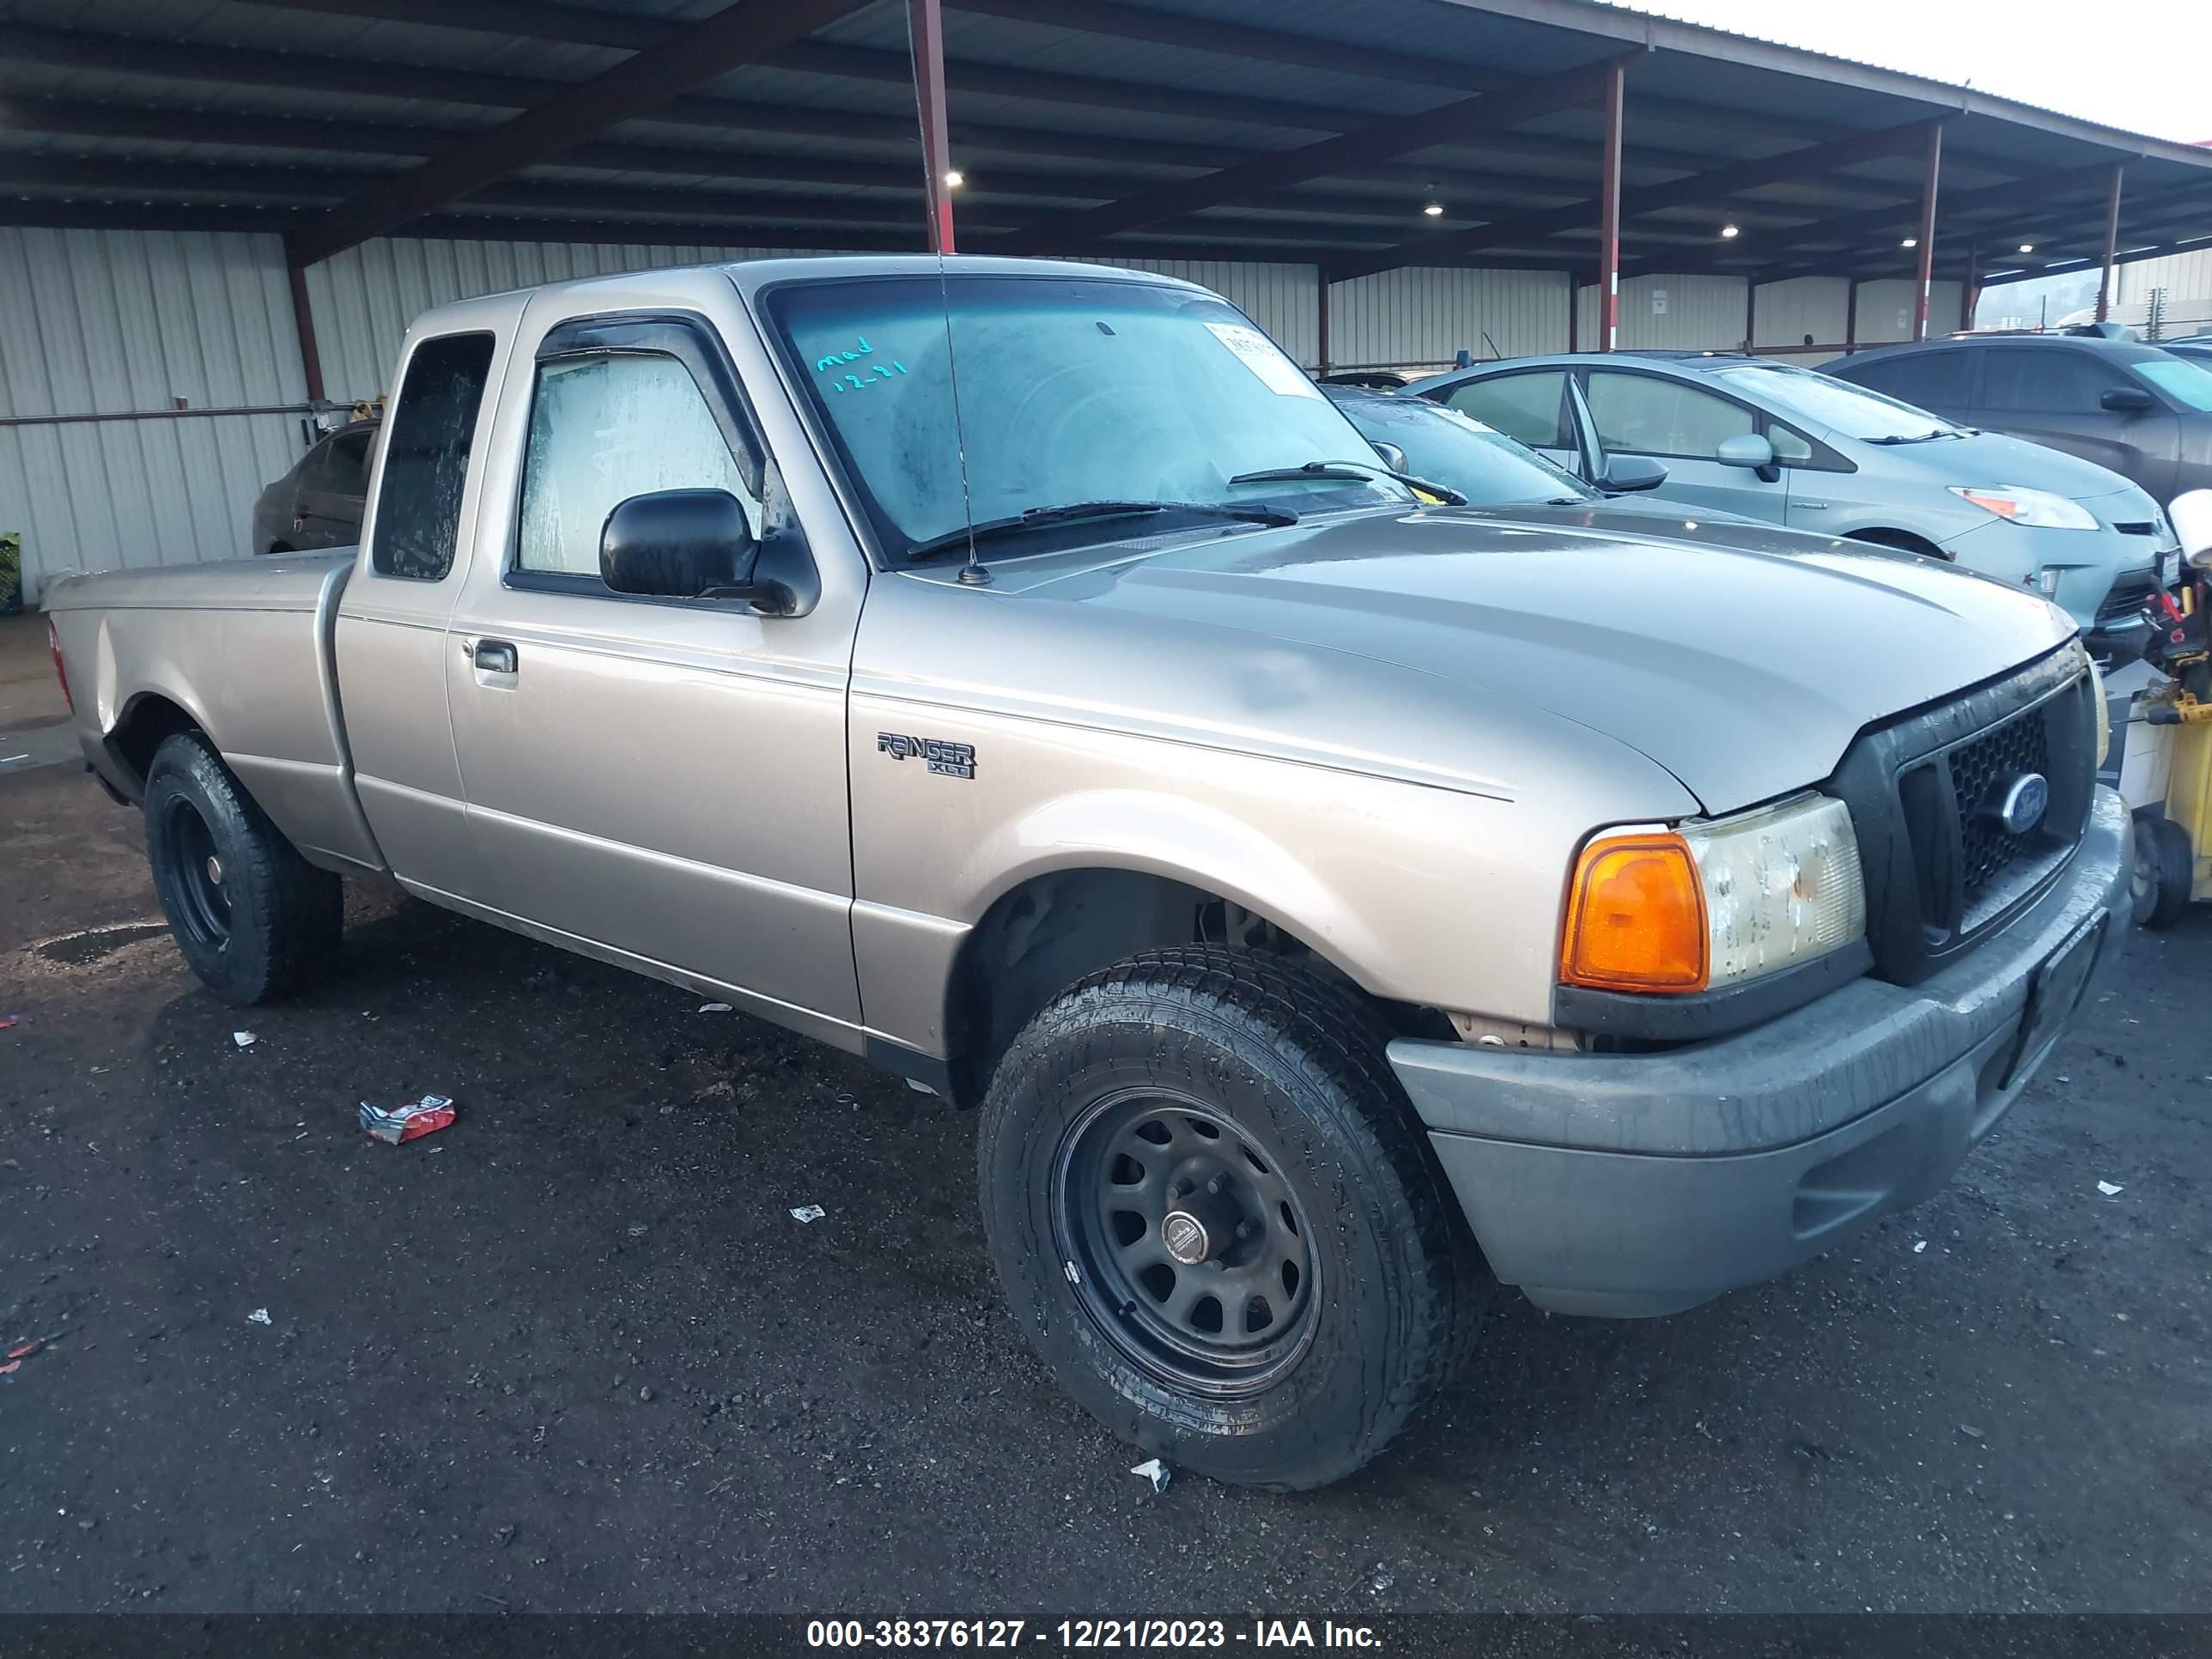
[1614,1,2209,145]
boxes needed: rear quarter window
[370,332,496,581]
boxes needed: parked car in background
[250,420,379,554]
[2161,335,2212,369]
[1323,385,1700,515]
[1407,351,2171,643]
[44,256,2132,1491]
[1316,369,1411,390]
[1825,335,2212,506]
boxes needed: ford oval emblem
[1993,772,2050,836]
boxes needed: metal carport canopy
[3,0,2208,344]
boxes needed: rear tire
[2133,814,2194,929]
[976,945,1486,1491]
[143,732,343,1003]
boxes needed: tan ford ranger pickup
[47,257,2132,1490]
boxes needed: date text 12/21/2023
[805,1620,1383,1650]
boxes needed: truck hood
[1000,503,2077,815]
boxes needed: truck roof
[404,254,1206,334]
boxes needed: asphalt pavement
[3,759,2208,1614]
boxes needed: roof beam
[1328,118,1947,282]
[992,52,1641,255]
[285,0,875,264]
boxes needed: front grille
[1829,647,2096,985]
[2096,570,2157,629]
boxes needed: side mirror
[1599,455,1668,493]
[1716,432,1777,471]
[2171,489,2212,570]
[600,489,761,602]
[2101,385,2156,414]
[1370,441,1410,474]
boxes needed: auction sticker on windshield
[1203,321,1322,398]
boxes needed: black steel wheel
[159,794,234,951]
[978,946,1486,1491]
[1054,1090,1319,1396]
[143,732,343,1003]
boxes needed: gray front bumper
[1389,788,2132,1318]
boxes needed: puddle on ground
[34,921,172,966]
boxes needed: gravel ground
[3,762,2208,1615]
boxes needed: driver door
[1578,368,1786,523]
[442,304,862,1029]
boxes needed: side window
[516,350,763,579]
[370,332,495,581]
[1850,349,1970,409]
[1442,372,1568,448]
[325,431,372,495]
[1584,372,1756,460]
[1980,350,2119,414]
[1769,425,1814,463]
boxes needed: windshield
[2139,357,2212,412]
[1712,362,1960,441]
[1332,396,1589,504]
[764,274,1411,563]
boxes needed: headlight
[1948,485,2100,530]
[1561,794,1866,994]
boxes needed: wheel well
[943,868,1428,1109]
[1848,526,1948,560]
[108,695,203,790]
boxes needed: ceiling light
[942,168,964,188]
[1720,223,1741,239]
[1900,236,1917,248]
[2017,242,2034,253]
[1423,201,1444,217]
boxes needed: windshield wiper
[1867,428,1956,445]
[905,500,1297,563]
[1228,458,1469,507]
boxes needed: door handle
[474,640,518,675]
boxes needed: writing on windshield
[767,274,1407,563]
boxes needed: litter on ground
[2097,1180,2124,1197]
[1130,1457,1170,1493]
[698,1003,733,1013]
[360,1095,457,1146]
[247,1309,272,1326]
[789,1204,827,1224]
[1913,1240,1929,1254]
[232,1031,258,1048]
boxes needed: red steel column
[1911,123,1942,341]
[1596,60,1625,352]
[2095,162,2124,323]
[908,0,956,253]
[288,261,325,403]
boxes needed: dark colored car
[2163,335,2212,368]
[1826,335,2212,505]
[250,421,379,554]
[1317,369,1412,390]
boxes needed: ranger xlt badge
[878,732,975,780]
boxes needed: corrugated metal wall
[2117,250,2212,338]
[1325,267,1570,371]
[1577,274,1750,353]
[1850,278,1967,343]
[1753,277,1850,350]
[0,226,311,601]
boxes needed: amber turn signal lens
[1559,832,1709,994]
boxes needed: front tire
[976,946,1485,1490]
[143,732,343,1003]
